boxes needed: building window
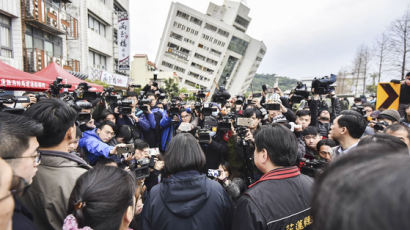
[88,13,106,37]
[176,10,190,20]
[217,29,229,38]
[173,21,186,31]
[210,48,221,57]
[219,56,239,87]
[194,53,205,61]
[170,31,183,41]
[206,57,218,66]
[113,30,118,44]
[189,16,202,26]
[234,15,250,28]
[259,48,266,55]
[186,27,198,35]
[0,14,12,58]
[25,25,62,57]
[174,65,185,73]
[228,36,249,55]
[183,37,194,45]
[204,23,217,32]
[162,61,173,69]
[89,50,107,69]
[100,0,106,4]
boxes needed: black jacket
[13,196,37,230]
[232,167,314,230]
[142,170,232,230]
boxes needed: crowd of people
[0,72,409,230]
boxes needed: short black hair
[312,144,410,230]
[316,139,337,150]
[385,123,410,140]
[358,133,408,152]
[296,110,310,118]
[243,108,262,119]
[254,124,298,166]
[362,103,374,110]
[97,120,116,131]
[0,112,43,158]
[116,125,132,143]
[94,157,117,167]
[336,110,367,138]
[164,133,206,175]
[68,166,136,230]
[24,98,77,147]
[133,139,149,150]
[302,126,319,136]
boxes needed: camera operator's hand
[154,160,165,171]
[244,129,254,143]
[294,124,303,133]
[280,104,288,113]
[275,87,284,97]
[110,143,128,155]
[129,112,139,123]
[146,104,152,114]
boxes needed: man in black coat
[232,124,314,230]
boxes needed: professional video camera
[0,94,30,114]
[138,98,152,113]
[75,82,98,102]
[290,82,309,104]
[311,74,337,95]
[236,95,245,105]
[168,98,181,116]
[298,158,328,177]
[201,102,217,117]
[49,77,72,97]
[212,87,230,105]
[117,99,133,115]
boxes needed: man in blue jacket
[79,120,126,165]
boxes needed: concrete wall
[0,0,23,70]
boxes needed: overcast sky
[129,0,409,80]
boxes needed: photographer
[215,161,246,202]
[116,92,151,141]
[79,121,127,165]
[176,108,198,133]
[143,93,163,148]
[160,106,181,152]
[367,109,401,133]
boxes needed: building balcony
[24,48,80,72]
[23,0,78,39]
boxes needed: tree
[373,33,390,83]
[163,78,179,99]
[352,45,371,95]
[389,10,410,80]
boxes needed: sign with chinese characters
[100,71,128,88]
[118,11,130,70]
[0,78,48,90]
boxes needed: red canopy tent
[0,60,49,91]
[34,62,104,92]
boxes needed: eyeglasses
[0,175,29,202]
[3,153,41,164]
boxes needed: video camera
[49,77,72,97]
[212,87,230,106]
[290,82,309,103]
[311,74,337,95]
[298,158,328,177]
[117,99,133,115]
[0,94,30,114]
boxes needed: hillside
[247,74,300,93]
